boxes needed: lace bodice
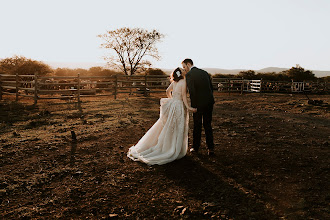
[171,80,185,100]
[165,79,192,111]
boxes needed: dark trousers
[193,104,214,150]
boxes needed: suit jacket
[186,67,215,109]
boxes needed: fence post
[129,75,132,95]
[144,74,147,96]
[0,74,2,100]
[228,79,231,96]
[241,77,244,95]
[15,72,19,102]
[303,80,305,91]
[34,72,38,105]
[325,81,328,92]
[77,73,81,108]
[114,75,118,99]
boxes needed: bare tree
[98,27,164,75]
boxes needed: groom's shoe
[190,148,199,154]
[208,149,215,156]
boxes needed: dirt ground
[0,91,329,219]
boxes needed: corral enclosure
[0,74,328,106]
[0,90,329,219]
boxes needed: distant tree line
[54,66,121,76]
[0,55,328,81]
[214,66,329,82]
[0,55,166,77]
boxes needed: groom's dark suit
[186,67,215,151]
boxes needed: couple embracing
[127,59,215,165]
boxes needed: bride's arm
[182,80,197,112]
[166,82,174,98]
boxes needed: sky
[1,0,330,71]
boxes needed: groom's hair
[182,58,193,65]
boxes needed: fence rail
[0,73,329,106]
[0,73,171,105]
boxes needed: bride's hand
[189,107,197,113]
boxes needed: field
[0,92,329,219]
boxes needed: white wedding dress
[127,79,191,165]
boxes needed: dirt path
[0,92,329,219]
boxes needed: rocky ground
[0,91,329,219]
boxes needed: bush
[145,68,166,76]
[0,55,53,76]
[282,65,316,81]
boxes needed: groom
[182,59,215,156]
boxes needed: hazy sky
[1,0,330,70]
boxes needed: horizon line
[43,61,330,72]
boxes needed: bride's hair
[171,67,184,82]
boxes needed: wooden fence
[0,73,329,106]
[212,78,329,94]
[0,73,170,105]
[212,78,262,94]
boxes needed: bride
[127,67,197,165]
